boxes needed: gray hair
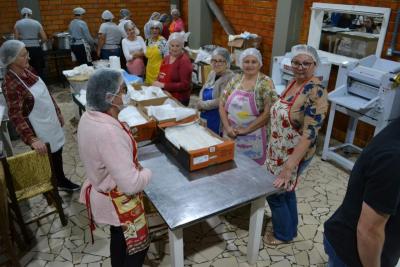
[291,44,320,66]
[171,8,180,17]
[124,21,136,34]
[212,47,231,68]
[0,40,25,68]
[238,48,263,69]
[168,32,185,46]
[149,20,163,31]
[86,69,123,112]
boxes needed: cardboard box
[124,104,158,142]
[228,36,262,49]
[158,124,235,171]
[137,93,199,125]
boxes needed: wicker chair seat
[15,181,54,201]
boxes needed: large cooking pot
[53,32,71,50]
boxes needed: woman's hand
[152,81,165,88]
[234,126,248,136]
[225,126,237,139]
[273,163,295,191]
[31,140,47,155]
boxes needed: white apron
[224,74,267,165]
[10,70,65,153]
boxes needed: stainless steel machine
[271,52,332,95]
[322,55,400,170]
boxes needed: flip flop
[263,231,286,247]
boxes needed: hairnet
[124,21,139,35]
[101,10,114,20]
[159,13,170,23]
[291,44,320,66]
[149,12,160,21]
[120,9,130,18]
[212,47,231,68]
[238,48,263,69]
[171,9,180,17]
[73,7,85,15]
[86,69,123,112]
[21,7,32,16]
[149,20,163,31]
[168,32,185,46]
[0,40,25,68]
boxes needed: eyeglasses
[211,59,226,65]
[291,60,315,69]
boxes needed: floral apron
[225,74,267,165]
[85,121,150,255]
[265,80,305,188]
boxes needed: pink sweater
[78,111,151,226]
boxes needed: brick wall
[0,1,19,40]
[0,0,170,42]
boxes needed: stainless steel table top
[139,143,279,230]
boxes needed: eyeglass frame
[210,59,226,65]
[291,60,315,69]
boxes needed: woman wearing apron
[0,40,80,191]
[145,20,168,85]
[197,47,233,134]
[220,48,277,165]
[78,69,151,267]
[263,45,328,246]
[152,32,192,106]
[122,21,146,76]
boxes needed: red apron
[85,121,150,255]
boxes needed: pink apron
[265,80,305,189]
[224,75,267,165]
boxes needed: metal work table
[139,143,278,266]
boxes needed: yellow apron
[145,37,163,85]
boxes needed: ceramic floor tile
[18,86,356,266]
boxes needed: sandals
[263,231,287,247]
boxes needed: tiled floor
[5,86,396,267]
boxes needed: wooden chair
[0,164,21,267]
[1,143,67,243]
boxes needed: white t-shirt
[121,37,146,61]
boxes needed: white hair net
[171,8,180,17]
[73,7,85,15]
[212,47,231,68]
[149,12,161,21]
[101,10,114,20]
[168,32,185,46]
[21,7,32,16]
[149,20,163,31]
[291,44,320,66]
[0,40,25,68]
[120,9,130,18]
[238,48,263,69]
[86,69,123,112]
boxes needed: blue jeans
[267,158,312,241]
[324,235,348,267]
[100,48,121,60]
[267,190,298,241]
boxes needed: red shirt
[3,68,62,145]
[159,53,192,103]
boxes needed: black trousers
[110,225,148,267]
[71,44,91,65]
[52,147,67,182]
[26,46,45,78]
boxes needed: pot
[53,32,71,50]
[41,40,53,51]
